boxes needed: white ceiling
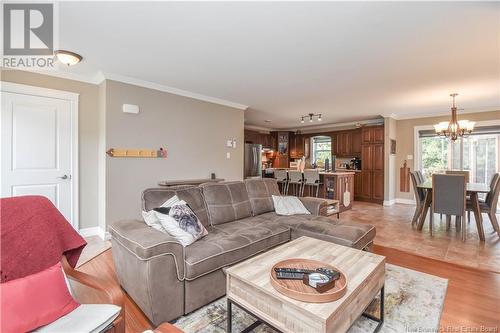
[53,1,499,129]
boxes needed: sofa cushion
[200,182,252,225]
[184,216,290,279]
[257,212,376,250]
[244,178,280,215]
[142,187,210,228]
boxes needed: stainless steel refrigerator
[244,144,262,178]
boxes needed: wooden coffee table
[225,237,385,333]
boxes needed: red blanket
[1,196,87,282]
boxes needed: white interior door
[1,84,78,227]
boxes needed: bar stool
[273,169,289,195]
[287,170,304,196]
[302,169,322,197]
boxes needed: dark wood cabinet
[244,129,273,149]
[289,133,305,159]
[360,171,372,199]
[372,171,384,200]
[357,125,384,203]
[373,126,384,143]
[354,172,362,200]
[361,145,372,170]
[373,144,384,171]
[334,129,361,157]
[351,130,361,155]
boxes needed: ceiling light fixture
[54,50,82,66]
[434,93,474,141]
[300,113,322,124]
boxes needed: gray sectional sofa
[110,178,375,325]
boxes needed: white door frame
[1,81,79,229]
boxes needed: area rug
[174,264,448,333]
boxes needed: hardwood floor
[76,246,500,333]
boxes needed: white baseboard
[79,227,111,240]
[383,199,396,206]
[395,198,416,205]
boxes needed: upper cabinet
[361,125,384,144]
[244,129,274,149]
[334,129,361,157]
[289,133,305,159]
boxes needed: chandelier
[433,93,474,141]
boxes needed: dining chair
[466,173,500,237]
[410,171,426,226]
[273,169,289,194]
[416,170,426,183]
[302,169,322,197]
[432,174,467,241]
[287,170,304,196]
[445,170,470,183]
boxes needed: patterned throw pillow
[155,203,208,247]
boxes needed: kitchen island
[318,172,355,212]
[265,169,355,212]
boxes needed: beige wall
[384,117,397,202]
[1,69,102,229]
[104,80,244,223]
[395,110,500,201]
[1,70,245,232]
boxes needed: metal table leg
[361,285,384,333]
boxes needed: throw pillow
[141,195,183,232]
[272,195,311,216]
[0,262,80,333]
[156,203,208,246]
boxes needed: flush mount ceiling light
[54,50,82,66]
[300,113,322,124]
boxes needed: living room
[1,2,499,333]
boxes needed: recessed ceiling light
[54,50,82,66]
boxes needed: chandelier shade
[434,94,474,141]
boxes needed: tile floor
[341,201,500,272]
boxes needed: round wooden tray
[270,258,347,303]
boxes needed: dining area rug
[174,264,448,333]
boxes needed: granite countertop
[319,171,356,176]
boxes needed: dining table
[417,180,490,241]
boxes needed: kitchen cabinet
[357,125,384,203]
[289,133,305,159]
[351,130,361,154]
[320,172,354,212]
[244,130,273,149]
[354,172,362,200]
[372,171,384,200]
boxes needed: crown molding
[390,106,500,120]
[101,72,248,110]
[1,67,248,110]
[244,124,273,132]
[1,67,104,84]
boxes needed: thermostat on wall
[123,104,140,114]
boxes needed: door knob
[58,175,70,180]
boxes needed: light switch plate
[226,152,231,159]
[226,140,233,148]
[407,155,413,160]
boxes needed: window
[417,125,500,185]
[312,136,332,167]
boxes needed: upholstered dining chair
[287,170,304,196]
[303,169,322,197]
[274,169,289,194]
[466,173,500,237]
[445,170,470,182]
[410,171,426,226]
[432,174,467,241]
